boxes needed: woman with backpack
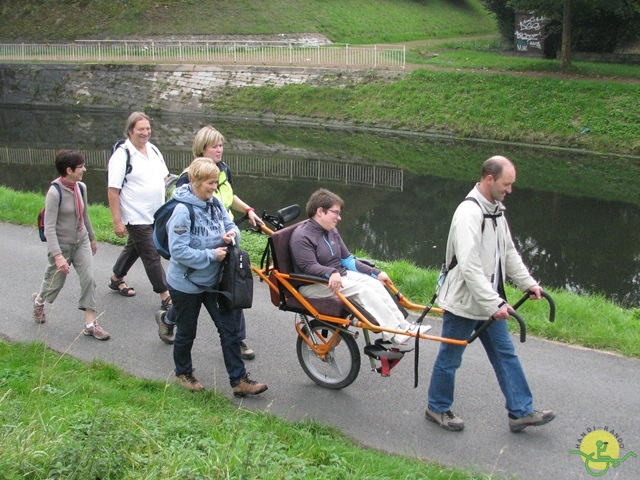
[32,150,110,341]
[157,126,260,359]
[107,111,172,314]
[160,157,268,396]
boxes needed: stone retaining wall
[0,63,403,113]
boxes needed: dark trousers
[169,288,245,387]
[236,308,247,340]
[112,224,168,294]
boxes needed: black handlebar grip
[512,290,555,323]
[467,309,526,344]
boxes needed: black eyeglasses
[327,209,342,217]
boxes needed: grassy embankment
[1,1,639,478]
[3,1,639,154]
[0,341,481,479]
[199,119,640,207]
[1,0,495,44]
[208,43,640,156]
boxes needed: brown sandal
[109,278,136,297]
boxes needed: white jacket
[436,185,537,320]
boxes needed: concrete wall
[0,63,403,113]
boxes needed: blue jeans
[427,311,534,418]
[169,288,245,387]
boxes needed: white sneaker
[392,323,432,346]
[412,323,432,335]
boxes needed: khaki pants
[299,270,409,342]
[38,236,96,311]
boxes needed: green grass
[2,188,128,247]
[3,186,639,358]
[407,38,640,80]
[208,68,640,155]
[0,341,484,479]
[0,0,496,44]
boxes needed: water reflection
[1,106,638,307]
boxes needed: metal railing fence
[0,40,405,70]
[0,147,404,191]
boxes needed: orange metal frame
[248,217,546,359]
[251,227,469,348]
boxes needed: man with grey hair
[425,156,555,433]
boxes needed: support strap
[413,292,437,388]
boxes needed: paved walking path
[2,222,639,479]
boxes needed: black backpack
[152,198,196,260]
[37,183,85,242]
[153,194,252,311]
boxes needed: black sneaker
[425,407,465,431]
[509,410,556,432]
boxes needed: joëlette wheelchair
[249,205,555,390]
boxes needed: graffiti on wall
[515,11,545,57]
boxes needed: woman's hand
[214,246,228,262]
[54,254,70,275]
[377,271,392,285]
[221,231,236,245]
[247,210,262,227]
[328,272,342,293]
[113,220,126,238]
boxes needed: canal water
[1,106,638,307]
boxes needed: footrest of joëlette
[363,339,406,377]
